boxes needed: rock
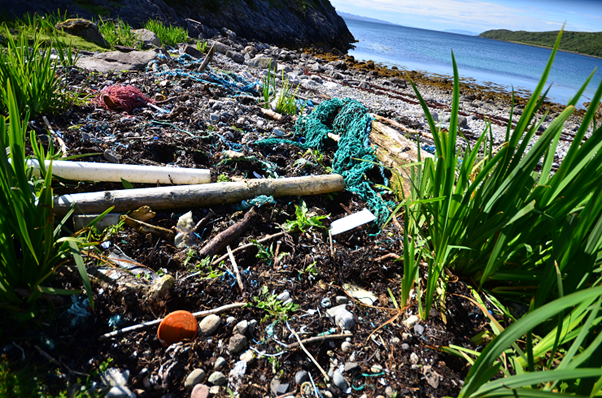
[414,324,425,335]
[199,314,221,335]
[191,384,209,398]
[214,357,226,370]
[239,350,255,363]
[133,28,161,49]
[458,115,469,128]
[180,44,204,59]
[390,337,400,345]
[233,320,248,335]
[207,371,227,386]
[401,343,410,351]
[103,149,122,163]
[209,385,221,394]
[226,316,236,325]
[310,75,323,84]
[295,370,309,384]
[101,368,130,387]
[226,50,245,64]
[321,297,332,308]
[410,352,419,364]
[385,386,395,398]
[206,39,233,54]
[247,55,278,70]
[185,369,206,389]
[403,315,419,328]
[147,274,175,301]
[335,308,355,330]
[248,319,257,334]
[244,45,258,56]
[371,364,383,373]
[402,332,412,342]
[341,341,352,353]
[344,362,360,374]
[228,334,247,354]
[332,370,348,390]
[270,377,289,396]
[330,60,347,70]
[276,291,290,302]
[105,386,136,398]
[55,18,109,48]
[77,49,162,73]
[390,77,407,88]
[423,365,440,388]
[335,296,348,305]
[311,63,325,73]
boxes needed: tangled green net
[257,97,394,226]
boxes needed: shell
[157,310,198,346]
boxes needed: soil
[0,53,501,398]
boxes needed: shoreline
[478,36,602,61]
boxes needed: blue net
[256,98,394,226]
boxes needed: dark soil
[0,54,498,398]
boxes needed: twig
[286,334,350,350]
[120,214,175,240]
[375,253,400,262]
[42,116,68,158]
[99,302,246,340]
[227,245,246,298]
[199,207,258,257]
[193,212,214,234]
[287,323,329,382]
[34,345,89,377]
[275,390,297,398]
[211,231,285,266]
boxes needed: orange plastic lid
[157,310,198,346]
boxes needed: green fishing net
[257,97,394,226]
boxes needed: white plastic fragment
[329,208,376,235]
[175,211,196,248]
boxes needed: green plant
[253,240,288,266]
[0,26,67,117]
[274,70,302,115]
[282,200,329,232]
[452,285,602,397]
[262,62,276,108]
[143,19,188,47]
[97,16,137,48]
[0,83,94,313]
[254,285,299,322]
[217,174,231,182]
[196,39,208,53]
[405,30,602,319]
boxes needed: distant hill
[445,29,478,36]
[479,29,602,58]
[337,11,399,26]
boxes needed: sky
[330,0,602,34]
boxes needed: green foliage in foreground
[479,29,602,58]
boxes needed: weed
[253,240,288,266]
[196,39,208,53]
[254,286,299,322]
[217,174,231,182]
[283,200,328,232]
[97,16,138,48]
[144,19,188,47]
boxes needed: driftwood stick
[193,212,213,234]
[197,43,216,73]
[211,231,285,266]
[199,207,258,257]
[286,334,350,350]
[290,328,329,382]
[227,245,246,298]
[99,302,246,341]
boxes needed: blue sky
[330,0,602,33]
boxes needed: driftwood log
[54,174,344,216]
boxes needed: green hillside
[479,29,602,58]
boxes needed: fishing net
[257,97,394,226]
[96,85,154,114]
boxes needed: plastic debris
[175,211,196,248]
[330,209,377,235]
[67,296,92,327]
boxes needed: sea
[343,18,602,107]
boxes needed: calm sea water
[344,18,602,107]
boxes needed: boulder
[226,50,245,64]
[76,49,162,73]
[132,28,161,49]
[55,18,109,48]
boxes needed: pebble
[335,296,348,304]
[228,334,248,354]
[414,324,425,335]
[226,316,236,325]
[335,308,355,330]
[101,368,130,387]
[214,357,226,370]
[402,332,413,342]
[276,290,290,302]
[321,297,332,308]
[322,391,334,398]
[199,315,221,335]
[207,371,227,386]
[295,370,309,384]
[105,386,136,398]
[410,352,419,364]
[233,320,248,335]
[248,319,257,334]
[185,369,206,389]
[191,384,209,398]
[332,370,349,390]
[402,315,419,328]
[371,364,383,373]
[390,337,400,345]
[385,386,394,398]
[209,113,220,122]
[239,350,255,363]
[209,386,220,395]
[341,341,352,353]
[344,362,360,374]
[401,343,410,351]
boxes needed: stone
[77,49,161,73]
[191,384,209,398]
[214,357,226,370]
[226,316,236,325]
[423,365,440,388]
[180,44,204,59]
[239,350,255,363]
[402,332,413,342]
[276,291,290,302]
[295,370,309,384]
[209,385,221,395]
[390,77,407,88]
[344,362,360,374]
[402,315,419,328]
[270,377,289,396]
[385,386,395,398]
[401,343,410,351]
[101,368,130,387]
[233,320,248,335]
[206,40,233,54]
[341,341,352,353]
[414,324,425,335]
[185,369,206,389]
[105,386,136,398]
[331,60,347,70]
[335,308,355,330]
[207,371,227,386]
[103,149,121,163]
[199,314,221,335]
[133,28,162,49]
[410,352,419,364]
[147,274,175,301]
[458,115,469,128]
[335,296,348,305]
[228,334,247,354]
[390,337,400,345]
[226,50,245,64]
[247,55,278,70]
[55,18,109,48]
[248,319,257,334]
[332,370,348,390]
[371,364,383,373]
[244,45,258,56]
